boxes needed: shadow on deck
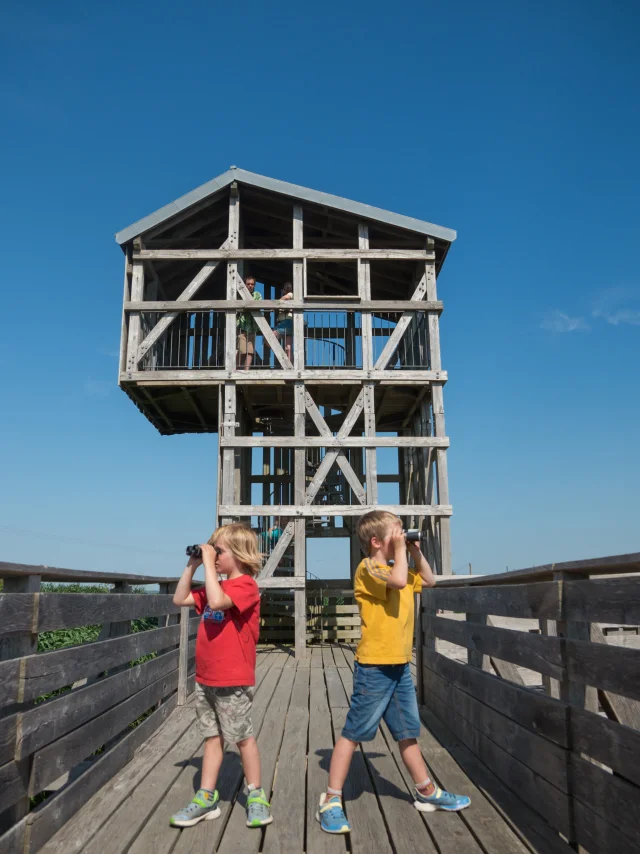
[41,646,533,854]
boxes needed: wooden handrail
[0,561,181,585]
[434,551,640,587]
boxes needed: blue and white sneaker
[317,794,351,834]
[414,784,471,812]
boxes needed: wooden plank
[135,238,231,364]
[37,702,196,854]
[30,670,178,794]
[124,368,448,382]
[127,299,444,312]
[324,666,349,709]
[135,248,435,260]
[573,799,638,854]
[424,684,571,836]
[571,753,640,848]
[0,594,34,635]
[305,666,346,854]
[36,593,177,632]
[222,503,453,517]
[590,622,640,727]
[17,649,179,759]
[425,613,566,681]
[20,623,181,702]
[419,708,574,854]
[432,581,562,620]
[423,648,569,747]
[26,695,178,854]
[329,713,392,852]
[216,662,297,854]
[424,665,569,791]
[567,635,640,701]
[220,435,450,448]
[262,666,310,853]
[0,757,26,814]
[564,577,640,624]
[572,706,640,787]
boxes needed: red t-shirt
[192,575,260,687]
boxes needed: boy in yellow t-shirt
[317,511,470,835]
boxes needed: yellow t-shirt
[354,558,423,665]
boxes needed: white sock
[327,787,342,797]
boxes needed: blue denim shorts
[342,662,421,743]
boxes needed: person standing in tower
[237,275,262,371]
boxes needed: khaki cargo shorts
[195,682,254,743]
[237,332,255,356]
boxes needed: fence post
[414,592,424,704]
[0,574,41,836]
[177,605,190,705]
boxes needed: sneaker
[246,787,273,827]
[170,789,221,826]
[317,793,351,834]
[414,785,471,812]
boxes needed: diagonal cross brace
[135,237,232,365]
[373,271,428,370]
[259,390,366,580]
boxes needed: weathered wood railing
[260,580,361,644]
[417,553,640,854]
[0,563,197,854]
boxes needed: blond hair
[356,510,401,556]
[208,523,262,575]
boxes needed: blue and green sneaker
[414,785,471,812]
[317,794,351,834]
[246,787,273,827]
[170,788,221,826]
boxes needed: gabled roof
[115,167,456,246]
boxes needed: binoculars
[186,544,202,558]
[405,529,421,543]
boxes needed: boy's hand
[390,523,407,552]
[200,544,217,570]
[187,554,202,571]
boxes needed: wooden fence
[260,580,361,644]
[0,563,196,854]
[417,553,640,854]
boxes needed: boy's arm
[407,542,436,588]
[201,544,235,611]
[173,557,200,607]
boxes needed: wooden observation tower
[116,168,455,657]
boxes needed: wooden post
[414,592,424,704]
[177,605,190,705]
[221,185,240,526]
[293,204,307,659]
[554,572,596,711]
[1,574,41,829]
[358,224,378,506]
[125,258,144,373]
[425,253,451,575]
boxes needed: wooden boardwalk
[40,646,531,854]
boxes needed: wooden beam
[220,504,453,517]
[294,381,307,658]
[122,368,448,383]
[260,521,295,579]
[126,299,444,312]
[220,436,450,448]
[125,261,144,372]
[180,387,208,428]
[134,248,436,261]
[134,238,231,366]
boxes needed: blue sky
[1,0,638,580]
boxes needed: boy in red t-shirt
[169,523,272,829]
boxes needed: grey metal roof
[115,167,457,246]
